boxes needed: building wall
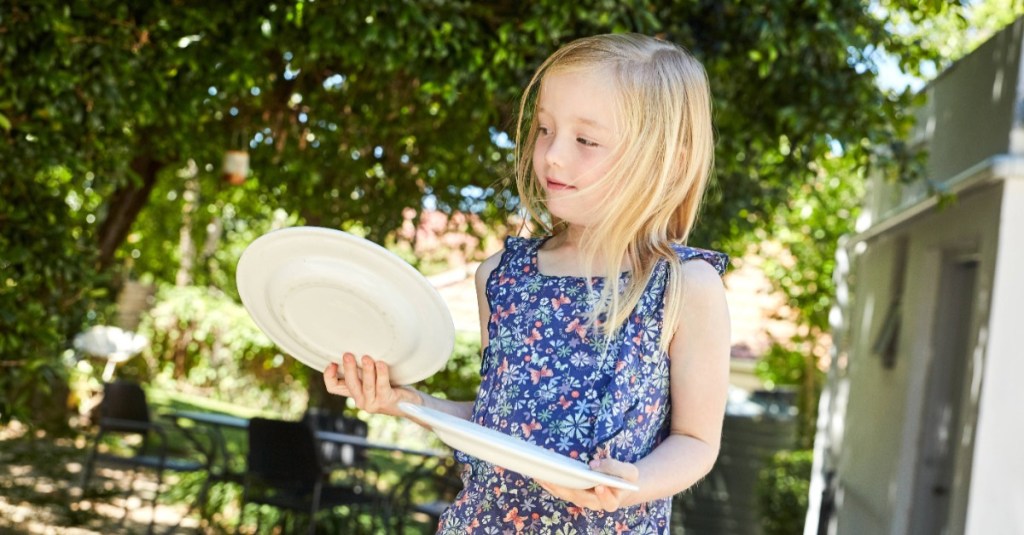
[865,18,1024,226]
[918,20,1022,183]
[965,178,1024,533]
[831,231,913,535]
[832,184,1002,535]
[810,17,1024,535]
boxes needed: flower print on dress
[440,236,728,534]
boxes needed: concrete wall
[831,184,1002,535]
[964,177,1024,533]
[866,18,1024,225]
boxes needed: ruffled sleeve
[671,244,729,276]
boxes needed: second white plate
[399,402,639,491]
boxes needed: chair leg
[80,441,99,498]
[193,475,214,528]
[308,480,323,535]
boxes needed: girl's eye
[537,126,550,136]
[577,137,599,147]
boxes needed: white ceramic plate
[399,402,640,491]
[237,227,454,385]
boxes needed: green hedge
[757,449,814,535]
[0,171,113,428]
[133,283,309,415]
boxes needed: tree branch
[97,155,163,268]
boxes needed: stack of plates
[238,226,637,492]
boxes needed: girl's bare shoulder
[475,249,504,287]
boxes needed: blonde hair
[513,33,715,349]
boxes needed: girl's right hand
[323,352,422,417]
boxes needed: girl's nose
[544,135,566,169]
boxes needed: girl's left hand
[537,458,640,512]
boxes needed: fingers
[333,353,399,414]
[342,353,364,405]
[375,360,391,396]
[537,459,639,513]
[537,481,601,511]
[589,458,639,482]
[360,355,377,406]
[594,485,621,512]
[322,362,351,397]
[588,459,637,512]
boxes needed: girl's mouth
[546,178,574,191]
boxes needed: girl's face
[532,68,621,227]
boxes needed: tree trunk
[97,155,163,269]
[306,370,348,413]
[176,161,198,287]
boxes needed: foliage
[4,0,1003,422]
[748,0,1022,450]
[756,343,808,388]
[756,448,814,535]
[134,283,309,415]
[752,152,865,446]
[418,331,483,402]
[0,172,114,426]
[755,342,823,448]
[875,0,1024,82]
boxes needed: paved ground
[0,420,200,534]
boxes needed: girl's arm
[626,258,731,502]
[322,249,504,427]
[538,258,731,510]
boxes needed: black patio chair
[300,406,387,492]
[237,417,385,535]
[79,380,206,534]
[302,408,370,470]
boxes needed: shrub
[135,283,308,415]
[417,331,482,402]
[757,449,813,535]
[0,172,114,429]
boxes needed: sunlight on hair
[514,33,715,349]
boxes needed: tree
[0,0,976,424]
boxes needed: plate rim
[399,402,640,492]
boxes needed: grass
[146,386,275,419]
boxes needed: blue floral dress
[437,236,728,534]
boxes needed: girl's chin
[545,206,596,229]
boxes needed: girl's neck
[552,223,586,248]
[539,224,633,276]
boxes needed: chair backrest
[247,417,323,490]
[99,381,151,432]
[302,408,369,468]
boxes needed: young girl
[324,33,730,534]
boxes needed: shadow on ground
[0,420,200,534]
